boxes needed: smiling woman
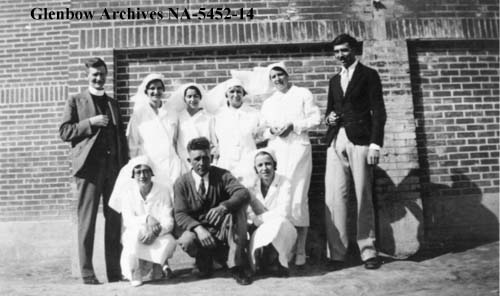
[30,7,95,20]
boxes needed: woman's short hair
[144,79,165,94]
[131,164,154,178]
[184,85,202,99]
[254,150,277,170]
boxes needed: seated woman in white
[109,156,177,287]
[248,148,297,277]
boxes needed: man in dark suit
[324,34,386,270]
[59,58,129,284]
[174,137,252,285]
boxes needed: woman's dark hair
[131,164,154,178]
[144,79,165,94]
[184,85,202,99]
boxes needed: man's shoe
[326,260,347,271]
[192,266,213,279]
[231,267,252,285]
[82,276,102,285]
[108,275,126,283]
[271,265,289,278]
[364,257,381,270]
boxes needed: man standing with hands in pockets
[324,34,386,270]
[59,58,129,284]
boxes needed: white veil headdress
[166,82,210,114]
[109,155,158,213]
[131,73,167,111]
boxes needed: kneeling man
[174,137,252,285]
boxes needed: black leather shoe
[364,257,381,270]
[271,265,289,278]
[325,260,347,271]
[231,267,252,285]
[108,275,126,283]
[83,276,102,285]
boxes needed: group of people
[59,33,386,287]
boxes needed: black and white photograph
[0,1,498,295]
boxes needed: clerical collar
[88,87,105,97]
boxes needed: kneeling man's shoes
[364,257,381,270]
[231,267,252,285]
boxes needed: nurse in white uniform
[259,62,321,266]
[248,148,297,277]
[214,78,260,186]
[127,73,182,186]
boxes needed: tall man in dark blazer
[59,58,129,284]
[324,34,386,270]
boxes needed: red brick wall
[409,40,499,243]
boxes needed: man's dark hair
[332,33,358,49]
[84,57,107,72]
[187,137,211,152]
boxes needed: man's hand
[89,115,109,127]
[146,215,162,236]
[326,111,339,126]
[278,123,294,138]
[206,205,228,226]
[367,148,380,165]
[193,225,216,248]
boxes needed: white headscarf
[109,155,156,213]
[254,147,278,166]
[205,78,248,114]
[266,62,289,78]
[131,73,166,111]
[167,82,210,113]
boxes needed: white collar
[88,86,105,97]
[191,170,209,189]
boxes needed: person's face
[226,86,245,109]
[333,42,356,68]
[146,81,164,103]
[269,69,290,93]
[184,88,201,111]
[133,165,153,186]
[87,66,107,90]
[254,154,276,182]
[188,149,211,176]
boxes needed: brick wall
[0,0,498,252]
[409,40,499,243]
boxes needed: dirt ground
[0,241,498,296]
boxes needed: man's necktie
[198,179,206,196]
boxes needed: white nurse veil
[131,73,167,111]
[166,82,209,113]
